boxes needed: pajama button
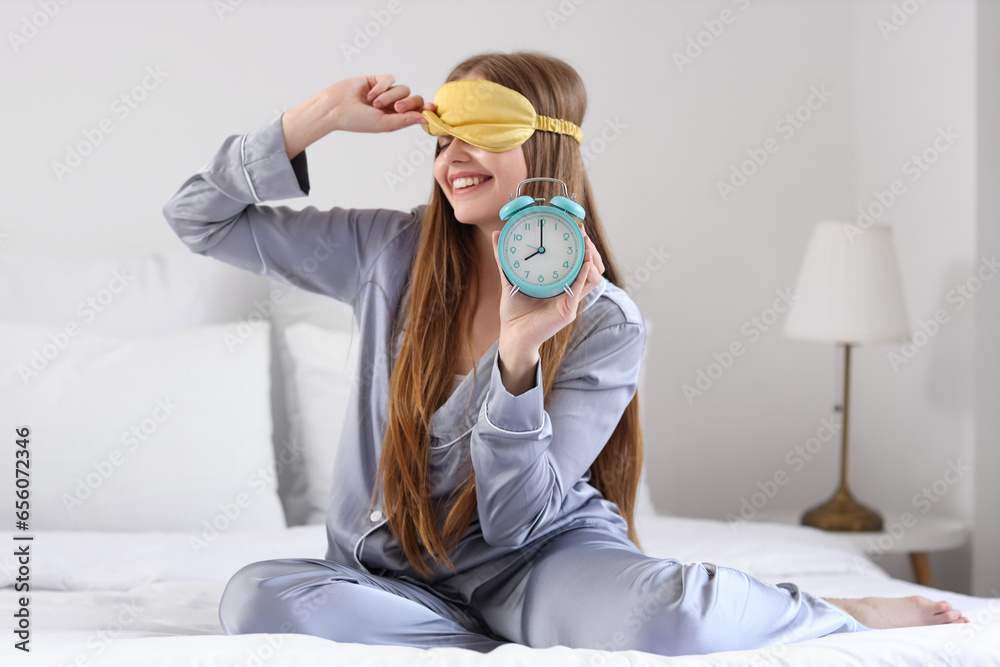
[369,510,383,522]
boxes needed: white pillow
[0,321,286,532]
[0,526,329,591]
[0,251,271,336]
[279,323,359,524]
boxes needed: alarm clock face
[501,209,583,296]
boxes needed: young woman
[162,51,968,656]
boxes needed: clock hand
[524,249,540,261]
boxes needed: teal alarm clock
[498,177,587,299]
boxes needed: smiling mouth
[451,176,492,193]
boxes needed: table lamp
[784,221,910,531]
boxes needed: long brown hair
[375,51,644,577]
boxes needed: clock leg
[563,284,575,297]
[508,284,520,298]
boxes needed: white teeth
[453,177,485,189]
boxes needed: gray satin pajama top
[161,113,646,599]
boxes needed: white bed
[2,251,998,666]
[2,520,999,666]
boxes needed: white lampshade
[784,221,910,344]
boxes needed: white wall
[636,0,978,594]
[848,0,976,595]
[973,0,1000,599]
[2,0,990,593]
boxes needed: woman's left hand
[491,221,605,355]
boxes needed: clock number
[513,260,520,268]
[538,275,545,283]
[563,232,570,241]
[524,270,530,279]
[552,270,559,279]
[509,246,516,254]
[525,222,531,230]
[513,233,523,241]
[563,261,570,268]
[553,222,558,230]
[566,247,574,254]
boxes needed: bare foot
[821,596,971,629]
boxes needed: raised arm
[161,75,434,304]
[281,74,434,158]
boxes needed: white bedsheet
[3,516,999,666]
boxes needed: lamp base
[801,489,884,532]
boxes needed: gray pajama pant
[218,526,864,656]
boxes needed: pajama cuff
[237,113,310,202]
[483,348,545,434]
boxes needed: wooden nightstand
[749,510,968,587]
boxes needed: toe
[942,610,961,623]
[927,609,960,625]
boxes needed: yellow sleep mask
[421,79,583,152]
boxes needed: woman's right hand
[344,74,433,132]
[282,74,435,159]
